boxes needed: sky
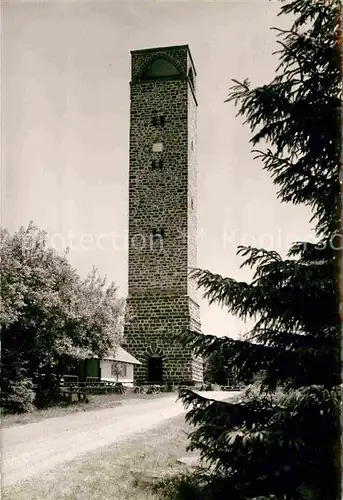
[2,0,314,338]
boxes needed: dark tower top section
[130,44,197,102]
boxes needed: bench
[60,386,89,403]
[60,379,126,399]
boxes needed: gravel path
[2,391,237,487]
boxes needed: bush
[33,372,65,409]
[153,472,213,500]
[1,378,36,414]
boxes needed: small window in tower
[151,229,165,250]
[152,142,163,153]
[191,198,194,209]
[151,159,163,170]
[151,115,166,127]
[152,228,164,239]
[151,158,163,170]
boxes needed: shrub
[153,472,213,500]
[1,378,36,414]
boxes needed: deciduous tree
[1,222,125,411]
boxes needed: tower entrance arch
[147,355,163,383]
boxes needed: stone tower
[124,45,203,385]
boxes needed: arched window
[143,58,180,79]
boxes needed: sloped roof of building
[103,345,142,365]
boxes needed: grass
[3,414,199,500]
[1,391,174,428]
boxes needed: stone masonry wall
[125,45,203,384]
[187,74,199,303]
[125,295,202,383]
[128,78,189,296]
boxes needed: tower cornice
[130,44,197,76]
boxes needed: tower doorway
[147,356,163,383]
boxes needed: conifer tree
[176,1,341,498]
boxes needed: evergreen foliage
[177,1,341,498]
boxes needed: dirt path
[2,391,237,487]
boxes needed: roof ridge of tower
[130,44,189,55]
